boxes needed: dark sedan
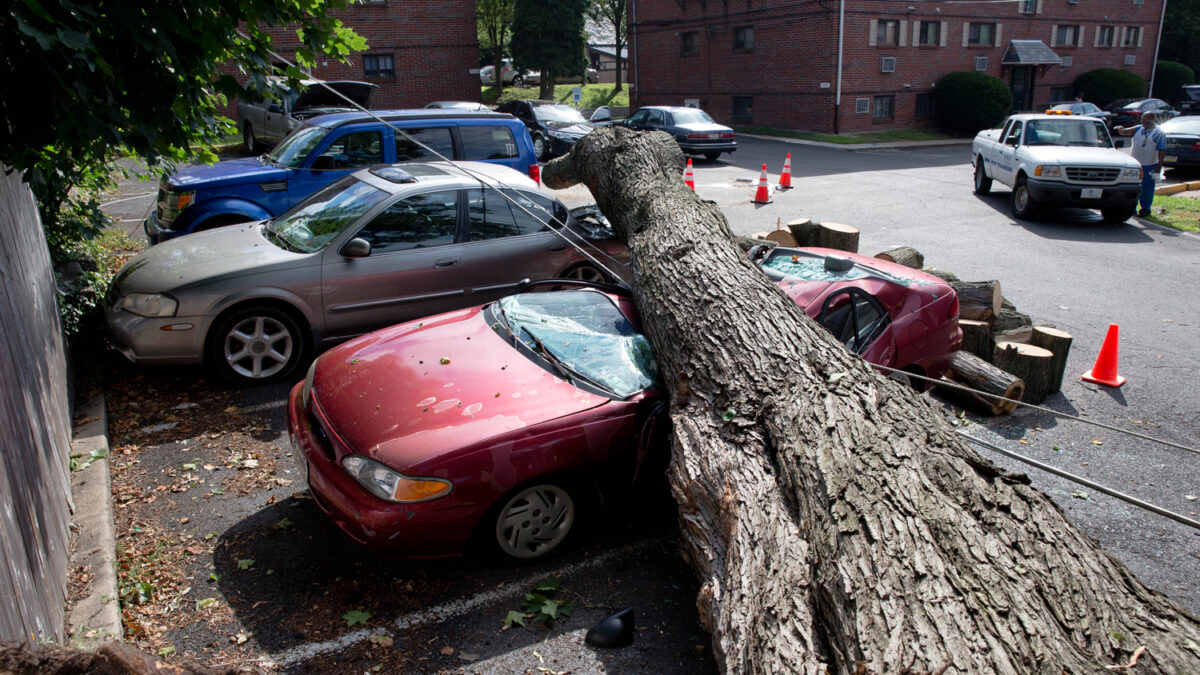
[494,100,596,160]
[1045,102,1113,127]
[1104,98,1176,129]
[617,106,736,161]
[1160,116,1200,169]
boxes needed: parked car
[1160,116,1200,169]
[557,67,601,84]
[479,59,535,86]
[972,114,1142,222]
[109,163,627,385]
[1044,102,1113,127]
[1177,85,1200,115]
[615,106,736,161]
[1104,98,1176,129]
[425,101,491,111]
[144,109,539,243]
[286,248,961,560]
[493,100,596,160]
[237,77,378,153]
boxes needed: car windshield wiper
[262,225,296,252]
[518,325,616,396]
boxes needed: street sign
[573,86,582,104]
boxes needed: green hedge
[1152,61,1196,103]
[934,72,1012,135]
[1073,69,1146,107]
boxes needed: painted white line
[236,399,288,415]
[100,192,156,207]
[260,540,651,668]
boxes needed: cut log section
[787,219,860,253]
[993,307,1032,333]
[873,246,924,269]
[950,280,1001,321]
[1030,325,1074,393]
[994,341,1055,405]
[958,319,992,360]
[940,350,1024,414]
[922,268,960,283]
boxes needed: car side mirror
[1113,138,1127,148]
[267,103,284,114]
[311,155,337,172]
[341,238,371,258]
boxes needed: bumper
[144,211,183,245]
[1025,179,1140,208]
[677,141,737,156]
[1163,153,1200,168]
[286,385,473,555]
[105,307,208,365]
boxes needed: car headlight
[1123,167,1142,179]
[1034,165,1061,178]
[341,456,453,503]
[548,130,575,140]
[300,358,319,409]
[119,293,178,318]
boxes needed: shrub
[933,72,1012,135]
[1073,69,1146,107]
[1152,61,1196,103]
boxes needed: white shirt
[1130,125,1166,166]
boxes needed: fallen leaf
[344,610,371,626]
[1186,495,1197,501]
[440,646,455,656]
[1072,490,1090,500]
[370,634,394,647]
[1091,440,1103,446]
[459,652,480,662]
[156,646,176,658]
[195,597,217,610]
[237,559,255,570]
[440,357,451,365]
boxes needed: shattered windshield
[496,291,659,398]
[267,177,388,252]
[269,126,329,167]
[762,252,869,281]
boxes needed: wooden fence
[0,164,73,644]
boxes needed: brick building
[626,0,1165,133]
[230,0,480,114]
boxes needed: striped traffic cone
[778,153,793,189]
[752,164,772,204]
[683,158,695,191]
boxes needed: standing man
[1114,111,1166,217]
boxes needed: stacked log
[994,342,1056,405]
[958,319,993,360]
[951,280,1001,321]
[787,219,860,253]
[873,246,924,269]
[1031,326,1074,393]
[938,351,1024,415]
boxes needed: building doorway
[1010,66,1036,112]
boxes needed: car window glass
[671,109,715,125]
[269,177,388,253]
[354,189,459,253]
[649,111,666,126]
[1004,121,1022,144]
[533,105,588,124]
[460,126,519,160]
[269,126,329,167]
[498,188,565,235]
[317,131,384,169]
[467,188,520,240]
[818,290,887,354]
[394,127,454,162]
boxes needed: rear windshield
[460,126,520,160]
[1184,86,1200,102]
[671,109,716,125]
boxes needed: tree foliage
[933,72,1012,135]
[1074,69,1146,107]
[1160,0,1200,76]
[511,0,588,99]
[477,0,515,92]
[1152,61,1196,102]
[586,0,626,91]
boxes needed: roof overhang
[1002,40,1063,65]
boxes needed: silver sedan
[107,162,626,384]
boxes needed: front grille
[307,409,336,462]
[1065,167,1121,183]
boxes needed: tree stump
[787,219,860,252]
[994,341,1055,404]
[950,280,1001,321]
[873,246,924,269]
[1030,325,1074,393]
[958,319,992,360]
[542,126,1200,673]
[992,307,1032,333]
[940,350,1024,414]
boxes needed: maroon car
[287,248,961,561]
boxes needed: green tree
[933,72,1012,135]
[587,0,626,92]
[478,0,515,92]
[511,0,588,99]
[1159,0,1200,77]
[1074,68,1146,107]
[1,0,365,246]
[1152,61,1195,102]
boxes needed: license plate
[708,133,720,139]
[1165,155,1178,163]
[1081,188,1103,199]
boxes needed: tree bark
[994,341,1055,405]
[873,245,924,269]
[941,350,1024,415]
[951,280,1002,321]
[958,318,993,360]
[1030,326,1074,394]
[542,127,1200,673]
[992,307,1032,333]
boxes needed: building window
[1055,25,1081,47]
[1019,0,1036,14]
[1124,54,1137,65]
[1050,86,1073,101]
[1061,55,1073,67]
[974,56,988,71]
[873,95,895,120]
[918,21,940,45]
[968,22,996,46]
[733,27,754,52]
[880,56,896,73]
[732,96,753,122]
[876,20,900,46]
[915,93,934,117]
[1123,26,1142,46]
[855,98,870,114]
[681,31,699,56]
[363,54,395,78]
[1097,25,1116,47]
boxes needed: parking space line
[260,540,653,668]
[236,400,289,415]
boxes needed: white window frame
[855,98,870,114]
[974,56,988,71]
[880,56,897,73]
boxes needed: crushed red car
[287,248,961,561]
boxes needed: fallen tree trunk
[951,280,1001,321]
[941,350,1024,415]
[543,127,1200,673]
[873,245,924,269]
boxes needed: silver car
[107,162,625,384]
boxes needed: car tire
[513,75,525,87]
[704,152,720,162]
[209,305,306,385]
[244,123,258,155]
[1101,205,1136,223]
[974,160,992,195]
[1010,176,1038,220]
[489,481,577,562]
[531,133,549,161]
[561,263,608,284]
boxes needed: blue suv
[145,110,539,243]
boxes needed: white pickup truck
[971,113,1143,222]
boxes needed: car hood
[1022,146,1142,169]
[311,307,610,472]
[545,121,594,135]
[168,157,289,190]
[674,122,732,134]
[295,81,378,110]
[114,222,307,294]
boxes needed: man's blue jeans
[1140,164,1158,212]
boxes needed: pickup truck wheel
[1010,177,1038,220]
[974,161,992,195]
[244,124,259,155]
[1101,205,1136,223]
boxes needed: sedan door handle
[434,259,459,269]
[549,246,568,253]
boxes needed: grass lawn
[482,83,629,110]
[732,126,958,144]
[1145,193,1200,234]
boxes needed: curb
[738,133,973,151]
[1156,179,1200,196]
[65,395,122,648]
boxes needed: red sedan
[287,248,961,561]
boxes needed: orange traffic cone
[683,158,695,191]
[778,153,793,189]
[1081,324,1126,387]
[752,164,772,204]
